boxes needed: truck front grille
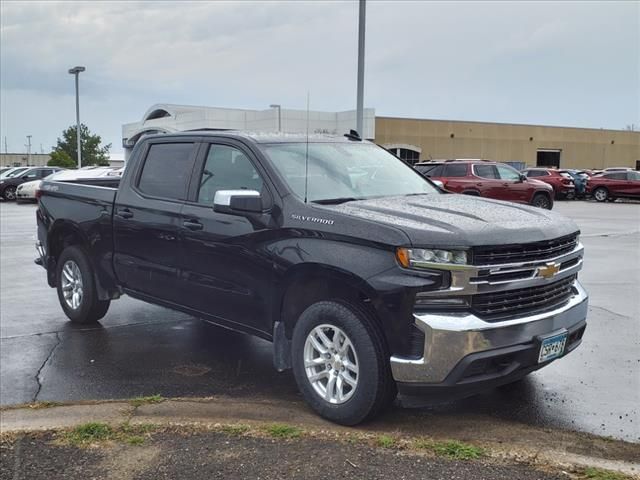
[473,233,579,266]
[471,275,576,320]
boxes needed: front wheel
[291,301,396,425]
[593,187,609,202]
[2,186,17,201]
[56,245,110,324]
[531,192,552,209]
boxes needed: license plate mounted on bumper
[537,330,568,363]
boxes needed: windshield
[1,167,28,179]
[260,142,438,203]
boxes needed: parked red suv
[415,160,554,209]
[521,168,575,199]
[586,170,640,202]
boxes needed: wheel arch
[46,221,112,300]
[276,264,383,338]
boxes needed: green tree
[52,124,111,167]
[47,150,76,168]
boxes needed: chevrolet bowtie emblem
[537,262,561,279]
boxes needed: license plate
[538,331,568,363]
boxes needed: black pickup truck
[36,131,588,425]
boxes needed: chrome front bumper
[390,279,588,384]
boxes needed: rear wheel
[56,246,110,324]
[2,186,17,201]
[531,192,552,209]
[593,187,609,202]
[291,301,396,425]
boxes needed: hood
[320,193,578,247]
[528,178,554,189]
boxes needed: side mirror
[431,179,445,189]
[213,190,262,214]
[518,174,527,182]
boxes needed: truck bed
[37,179,120,294]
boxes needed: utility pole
[26,135,32,165]
[356,0,366,137]
[3,136,7,154]
[68,66,86,168]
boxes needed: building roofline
[375,115,638,135]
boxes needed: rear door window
[604,172,626,180]
[443,164,467,177]
[473,164,499,179]
[137,143,197,200]
[526,170,546,177]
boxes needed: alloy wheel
[303,324,359,404]
[60,260,84,309]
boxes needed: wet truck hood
[320,193,578,247]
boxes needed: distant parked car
[414,159,555,209]
[586,171,640,202]
[16,167,117,202]
[603,167,634,172]
[0,167,63,201]
[16,178,45,203]
[522,168,576,199]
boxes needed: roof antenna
[304,91,310,203]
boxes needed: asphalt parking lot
[1,201,638,442]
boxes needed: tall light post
[68,66,85,168]
[356,0,366,136]
[270,104,282,132]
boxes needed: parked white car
[15,167,118,203]
[16,178,43,202]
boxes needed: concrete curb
[2,397,639,478]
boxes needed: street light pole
[68,66,86,168]
[356,0,366,137]
[269,104,282,132]
[26,135,32,165]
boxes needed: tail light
[35,188,42,201]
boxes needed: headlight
[396,247,468,269]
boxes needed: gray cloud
[1,0,638,154]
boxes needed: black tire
[2,186,17,201]
[291,301,396,425]
[531,192,552,209]
[56,245,110,324]
[593,187,609,202]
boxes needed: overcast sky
[1,0,638,154]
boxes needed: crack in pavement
[33,332,61,402]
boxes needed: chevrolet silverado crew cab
[36,131,588,425]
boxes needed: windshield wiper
[312,197,361,205]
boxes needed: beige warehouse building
[376,117,640,170]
